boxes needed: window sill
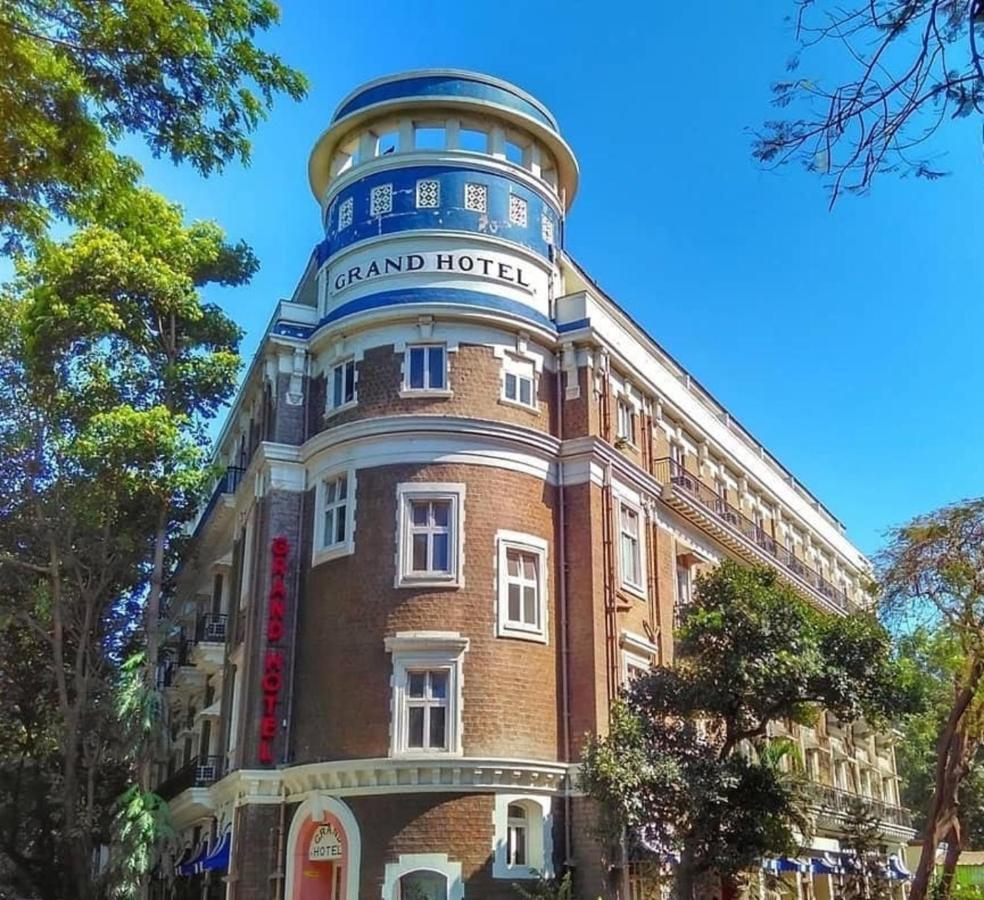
[395,573,463,590]
[391,748,463,760]
[498,397,540,415]
[618,581,648,602]
[496,625,548,644]
[312,542,355,567]
[399,388,454,399]
[324,400,358,419]
[494,867,541,882]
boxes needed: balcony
[653,458,855,613]
[189,614,227,673]
[189,465,245,539]
[156,754,224,802]
[809,782,912,829]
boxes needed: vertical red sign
[258,535,289,765]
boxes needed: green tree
[878,500,984,900]
[755,1,984,205]
[894,628,984,899]
[0,0,307,252]
[840,799,893,900]
[0,186,251,898]
[580,561,915,900]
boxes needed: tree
[879,500,984,900]
[840,799,893,900]
[580,561,915,900]
[754,1,984,205]
[0,0,307,252]
[878,500,984,900]
[0,186,251,898]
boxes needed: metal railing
[190,465,246,538]
[155,755,224,801]
[195,613,228,644]
[809,782,912,828]
[653,458,852,610]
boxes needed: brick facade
[158,70,906,900]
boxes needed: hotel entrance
[284,795,361,900]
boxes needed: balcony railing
[190,465,245,538]
[653,458,853,611]
[155,755,224,801]
[809,782,912,828]
[195,613,228,644]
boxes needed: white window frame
[385,632,469,758]
[401,343,451,397]
[616,398,636,446]
[327,357,357,414]
[395,483,465,588]
[313,469,356,565]
[619,630,657,686]
[495,531,548,643]
[500,355,538,411]
[617,499,646,598]
[383,854,463,900]
[492,795,552,879]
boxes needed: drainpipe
[555,355,573,869]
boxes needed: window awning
[201,828,231,872]
[889,855,911,881]
[763,858,809,873]
[811,856,841,875]
[178,838,210,876]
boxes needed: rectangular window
[405,669,449,750]
[616,400,635,445]
[416,179,440,208]
[674,562,692,627]
[338,197,353,230]
[396,483,465,587]
[321,474,349,549]
[405,344,447,392]
[370,183,393,216]
[330,359,356,410]
[385,631,468,757]
[618,503,644,593]
[464,182,488,212]
[496,531,548,641]
[509,194,528,227]
[502,358,536,409]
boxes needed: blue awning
[889,855,911,881]
[178,839,209,876]
[202,829,231,872]
[812,856,841,875]
[763,858,808,873]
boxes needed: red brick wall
[291,463,561,763]
[309,343,556,440]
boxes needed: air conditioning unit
[721,511,740,526]
[671,474,695,492]
[195,762,217,784]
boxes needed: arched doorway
[284,794,361,900]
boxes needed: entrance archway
[284,794,361,900]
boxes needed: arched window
[399,870,447,900]
[507,804,528,867]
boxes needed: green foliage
[512,870,574,900]
[0,0,307,252]
[107,786,173,900]
[0,187,251,898]
[840,799,893,900]
[580,561,915,894]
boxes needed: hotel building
[154,70,913,900]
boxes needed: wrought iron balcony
[653,458,854,612]
[195,613,228,644]
[156,755,224,801]
[190,465,245,539]
[809,781,912,828]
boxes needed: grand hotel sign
[328,249,536,295]
[258,535,289,766]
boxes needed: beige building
[153,70,914,900]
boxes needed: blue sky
[125,0,984,557]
